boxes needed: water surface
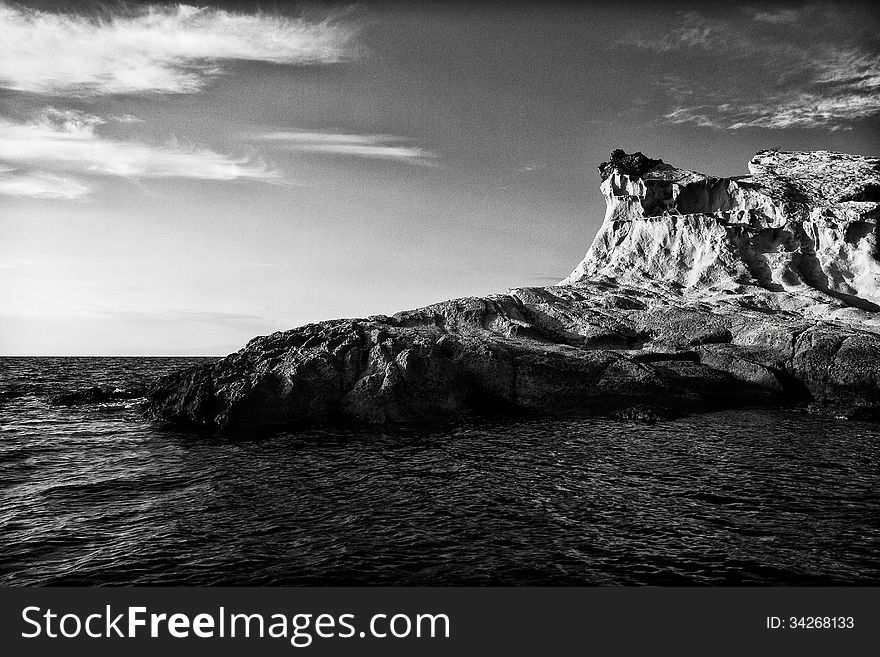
[1,357,878,585]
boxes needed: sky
[1,0,878,355]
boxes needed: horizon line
[0,354,225,358]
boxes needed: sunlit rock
[565,149,880,311]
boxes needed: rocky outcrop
[145,149,880,429]
[564,149,880,310]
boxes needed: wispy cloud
[620,5,880,130]
[0,2,358,96]
[0,170,91,200]
[0,300,271,324]
[746,8,803,24]
[626,11,720,53]
[86,308,270,325]
[111,114,143,124]
[0,108,278,198]
[253,131,437,165]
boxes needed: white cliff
[564,149,880,315]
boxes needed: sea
[1,356,878,586]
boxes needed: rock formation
[566,149,880,312]
[145,149,880,429]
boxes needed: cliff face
[145,150,880,429]
[565,150,880,313]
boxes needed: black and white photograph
[1,0,879,604]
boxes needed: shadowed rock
[613,404,678,423]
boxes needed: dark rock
[144,286,787,430]
[790,326,880,411]
[598,150,665,181]
[613,405,678,423]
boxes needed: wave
[0,383,45,401]
[48,385,147,407]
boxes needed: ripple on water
[1,357,879,585]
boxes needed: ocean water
[1,356,878,586]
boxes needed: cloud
[621,5,880,129]
[514,160,547,173]
[0,3,358,95]
[253,131,437,165]
[0,170,90,199]
[111,114,143,124]
[86,308,270,325]
[0,299,271,324]
[0,108,278,198]
[725,93,880,130]
[663,107,721,129]
[746,8,803,24]
[621,11,724,53]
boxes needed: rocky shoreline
[145,149,880,429]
